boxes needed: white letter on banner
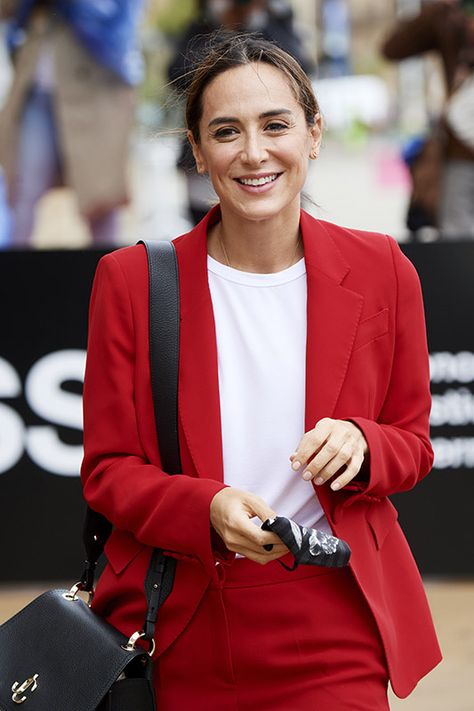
[25,350,85,477]
[0,357,24,474]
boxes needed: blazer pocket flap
[367,499,398,550]
[353,308,389,351]
[104,528,145,575]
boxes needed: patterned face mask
[261,517,351,571]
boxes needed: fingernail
[292,461,301,471]
[289,452,297,461]
[303,470,312,481]
[331,481,341,491]
[315,477,323,485]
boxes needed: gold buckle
[62,582,94,607]
[121,630,156,657]
[11,674,39,704]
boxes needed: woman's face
[189,62,321,225]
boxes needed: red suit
[81,207,441,701]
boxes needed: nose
[240,130,267,166]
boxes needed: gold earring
[310,149,319,160]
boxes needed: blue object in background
[401,135,427,167]
[320,0,351,77]
[7,0,145,86]
[0,170,12,248]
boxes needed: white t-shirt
[207,254,331,534]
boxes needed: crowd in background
[0,0,473,249]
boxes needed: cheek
[203,146,236,178]
[279,137,311,169]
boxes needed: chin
[231,197,296,223]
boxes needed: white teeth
[239,174,278,186]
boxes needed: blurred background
[0,2,473,709]
[0,0,467,248]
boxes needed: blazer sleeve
[80,253,229,577]
[344,237,434,503]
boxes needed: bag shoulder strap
[141,239,182,474]
[140,239,181,642]
[81,241,181,621]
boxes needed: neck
[208,202,303,273]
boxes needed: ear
[187,130,207,174]
[309,113,323,159]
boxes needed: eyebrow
[208,108,293,128]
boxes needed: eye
[265,122,288,132]
[213,126,239,139]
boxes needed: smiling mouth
[235,173,281,186]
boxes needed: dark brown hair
[185,33,319,143]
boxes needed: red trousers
[154,558,389,710]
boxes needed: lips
[235,173,281,186]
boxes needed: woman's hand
[210,488,288,565]
[290,418,368,491]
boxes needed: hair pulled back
[185,34,319,143]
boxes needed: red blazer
[81,206,441,698]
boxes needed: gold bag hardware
[11,674,39,704]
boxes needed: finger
[330,454,365,491]
[305,440,354,484]
[228,544,288,560]
[245,494,277,524]
[227,534,287,556]
[301,435,349,481]
[290,418,333,470]
[225,525,284,554]
[228,538,287,557]
[236,545,290,566]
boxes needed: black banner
[0,244,472,581]
[0,251,104,582]
[391,243,474,576]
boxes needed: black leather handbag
[0,241,181,711]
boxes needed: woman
[82,35,441,710]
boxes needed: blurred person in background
[319,0,351,78]
[0,0,144,248]
[382,0,474,239]
[168,0,314,225]
[0,16,11,245]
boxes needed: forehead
[201,62,301,120]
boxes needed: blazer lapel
[174,208,224,483]
[301,212,364,432]
[301,213,364,516]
